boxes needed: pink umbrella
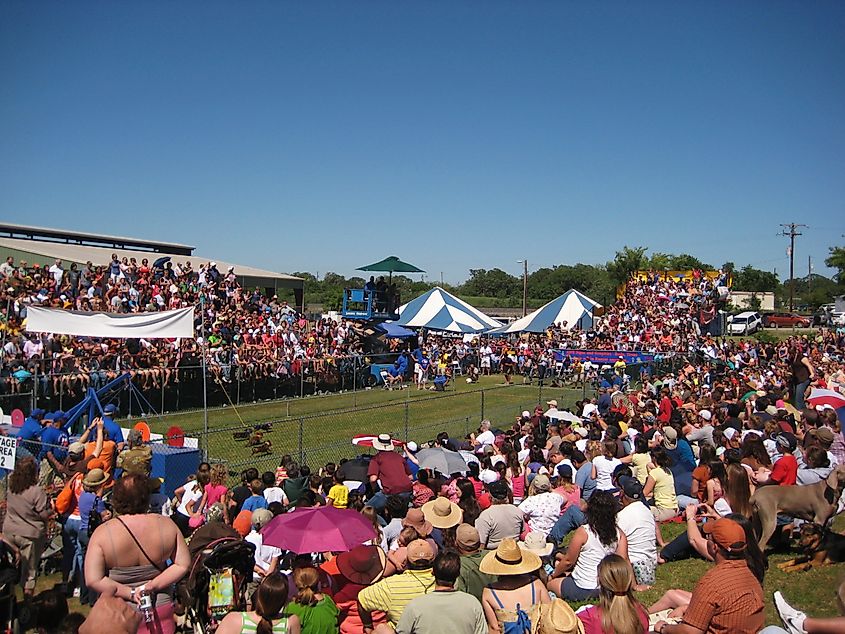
[261,507,377,554]
[806,388,845,409]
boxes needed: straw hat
[336,545,387,585]
[479,539,541,576]
[82,468,108,488]
[531,598,585,634]
[372,433,395,452]
[518,532,553,557]
[422,497,463,529]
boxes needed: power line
[780,223,808,312]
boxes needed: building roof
[0,223,195,255]
[0,236,303,289]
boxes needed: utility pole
[780,223,807,312]
[517,260,528,317]
[808,255,812,294]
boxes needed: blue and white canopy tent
[396,287,502,333]
[491,289,602,334]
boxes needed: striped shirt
[357,568,435,625]
[682,559,764,634]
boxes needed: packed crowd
[0,259,736,402]
[5,321,845,634]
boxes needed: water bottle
[139,587,154,624]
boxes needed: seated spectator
[576,554,649,634]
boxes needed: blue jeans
[61,517,84,586]
[794,380,810,411]
[549,505,586,544]
[367,491,411,512]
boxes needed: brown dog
[776,522,845,572]
[751,464,845,551]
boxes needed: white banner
[0,436,17,470]
[26,306,195,339]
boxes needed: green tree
[825,245,845,284]
[461,268,519,298]
[606,246,649,285]
[733,265,779,293]
[667,254,712,270]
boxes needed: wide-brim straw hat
[480,538,542,576]
[336,544,387,585]
[531,599,585,634]
[372,433,395,452]
[422,497,463,529]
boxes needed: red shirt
[770,454,798,485]
[367,451,412,495]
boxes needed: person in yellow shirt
[327,471,349,509]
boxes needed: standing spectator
[77,468,110,606]
[173,471,209,537]
[116,429,152,477]
[367,434,413,511]
[85,474,191,634]
[4,456,51,598]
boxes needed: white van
[727,311,763,336]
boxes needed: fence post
[403,401,409,442]
[298,418,304,465]
[480,389,485,421]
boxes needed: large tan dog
[751,464,845,551]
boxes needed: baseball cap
[619,476,644,501]
[521,411,531,419]
[488,480,510,500]
[546,400,558,407]
[68,442,85,456]
[698,409,712,422]
[556,464,573,480]
[406,539,435,565]
[702,517,747,553]
[532,474,551,492]
[103,404,117,414]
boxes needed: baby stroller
[180,531,255,634]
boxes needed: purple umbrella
[261,507,377,554]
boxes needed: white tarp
[26,306,195,339]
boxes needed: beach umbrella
[416,447,469,475]
[357,256,424,283]
[262,507,376,554]
[352,434,405,449]
[806,388,845,409]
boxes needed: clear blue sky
[2,1,844,284]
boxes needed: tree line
[288,245,845,312]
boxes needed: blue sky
[1,1,843,284]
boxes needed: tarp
[375,322,417,338]
[490,290,601,334]
[26,306,195,339]
[396,287,502,333]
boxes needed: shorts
[651,506,679,522]
[631,559,656,586]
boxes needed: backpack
[87,496,103,536]
[56,473,82,516]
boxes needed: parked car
[727,311,763,336]
[762,312,811,328]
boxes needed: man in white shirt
[48,259,64,286]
